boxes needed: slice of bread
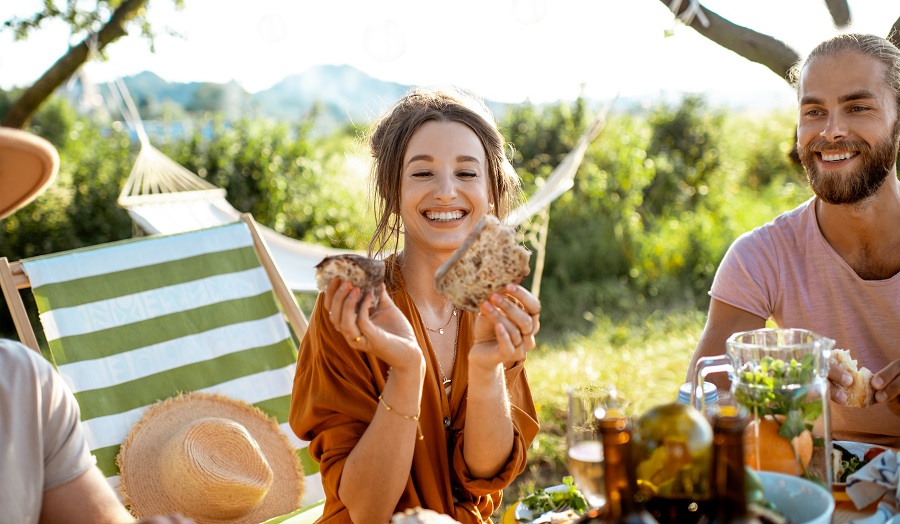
[434,215,531,313]
[315,254,385,307]
[830,348,875,408]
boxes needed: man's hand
[872,359,900,416]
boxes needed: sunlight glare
[363,18,406,62]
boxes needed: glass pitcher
[693,328,835,489]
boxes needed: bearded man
[687,33,900,447]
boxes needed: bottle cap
[677,381,718,407]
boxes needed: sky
[1,0,899,108]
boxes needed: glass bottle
[710,407,762,524]
[576,416,658,523]
[634,402,713,524]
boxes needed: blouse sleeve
[449,360,539,498]
[289,296,384,499]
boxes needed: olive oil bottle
[634,402,713,524]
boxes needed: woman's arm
[326,282,427,524]
[463,284,540,478]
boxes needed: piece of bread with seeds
[315,254,385,307]
[830,348,875,408]
[434,215,531,313]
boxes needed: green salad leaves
[520,476,589,516]
[734,354,821,442]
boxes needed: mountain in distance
[81,65,792,136]
[251,64,410,125]
[110,65,415,131]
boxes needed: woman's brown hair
[366,87,522,260]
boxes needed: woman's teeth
[426,211,464,221]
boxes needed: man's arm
[40,466,192,524]
[687,298,767,388]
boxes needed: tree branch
[660,0,801,82]
[823,0,852,28]
[2,0,148,129]
[890,16,900,49]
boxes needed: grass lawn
[498,304,707,516]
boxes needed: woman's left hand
[469,283,541,372]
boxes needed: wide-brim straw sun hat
[0,127,58,219]
[117,392,304,524]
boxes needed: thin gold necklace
[409,299,460,397]
[424,308,458,335]
[432,314,460,397]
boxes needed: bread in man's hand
[830,348,875,408]
[315,254,385,307]
[434,215,531,313]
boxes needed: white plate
[515,484,576,523]
[833,440,889,485]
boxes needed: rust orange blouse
[290,258,540,522]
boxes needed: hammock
[110,79,610,292]
[110,79,352,293]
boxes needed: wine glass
[566,383,620,510]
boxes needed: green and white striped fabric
[22,221,324,507]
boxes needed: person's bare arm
[687,299,767,389]
[40,466,193,524]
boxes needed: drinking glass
[566,383,622,510]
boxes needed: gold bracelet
[378,394,419,421]
[378,394,424,441]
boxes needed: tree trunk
[1,0,148,129]
[823,0,852,28]
[659,0,801,81]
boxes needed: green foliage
[501,96,808,338]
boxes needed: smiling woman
[289,87,541,523]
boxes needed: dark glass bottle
[711,407,762,524]
[577,416,658,523]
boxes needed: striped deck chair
[0,215,325,516]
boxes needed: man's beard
[798,125,899,205]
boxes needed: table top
[502,498,881,524]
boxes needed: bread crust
[434,215,531,312]
[830,348,875,408]
[315,254,385,307]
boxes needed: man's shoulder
[738,198,815,245]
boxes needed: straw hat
[0,127,59,219]
[117,393,304,524]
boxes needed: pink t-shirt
[0,339,95,523]
[711,198,900,446]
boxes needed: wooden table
[833,498,880,524]
[501,498,882,524]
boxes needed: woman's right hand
[325,278,422,372]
